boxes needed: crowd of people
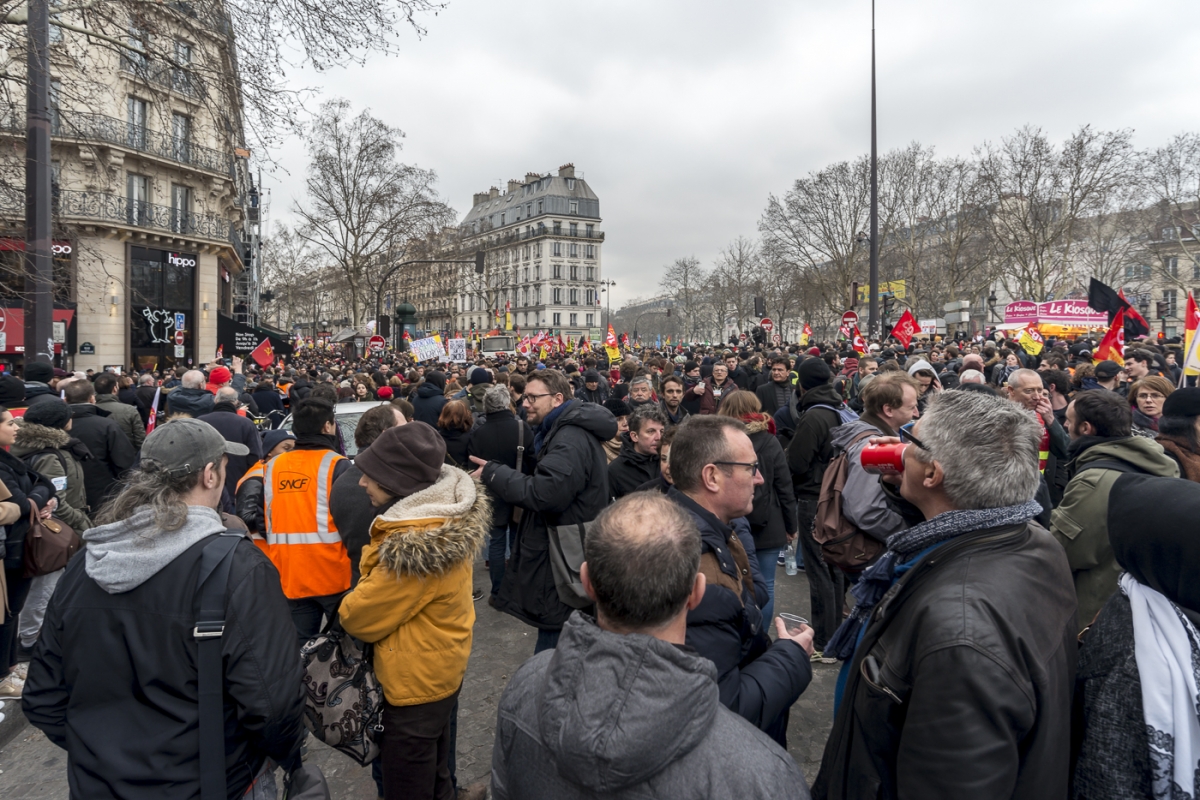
[0,328,1196,799]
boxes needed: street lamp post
[599,279,616,329]
[867,0,880,338]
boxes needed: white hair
[914,390,1040,509]
[959,369,986,384]
[181,370,207,390]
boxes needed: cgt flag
[1182,292,1200,382]
[249,338,274,368]
[889,309,918,348]
[851,325,867,355]
[1095,308,1126,366]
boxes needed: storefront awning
[0,307,76,354]
[216,312,294,358]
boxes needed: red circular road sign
[759,317,774,332]
[173,329,185,346]
[368,335,386,352]
[842,310,859,327]
[772,333,782,344]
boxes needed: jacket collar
[860,411,895,436]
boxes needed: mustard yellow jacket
[338,466,490,706]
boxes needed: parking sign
[175,312,186,331]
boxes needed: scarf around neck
[825,498,1043,661]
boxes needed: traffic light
[850,282,859,310]
[378,314,390,338]
[474,250,485,274]
[1156,300,1169,319]
[882,293,896,320]
[754,296,766,318]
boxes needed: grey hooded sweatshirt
[492,612,809,800]
[84,505,226,593]
[830,418,907,543]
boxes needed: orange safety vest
[238,448,350,599]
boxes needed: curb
[0,697,29,749]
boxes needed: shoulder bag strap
[196,530,244,800]
[510,422,526,525]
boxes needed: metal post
[867,0,879,339]
[25,0,53,368]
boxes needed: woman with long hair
[437,400,474,468]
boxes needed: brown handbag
[23,503,83,578]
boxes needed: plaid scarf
[825,499,1043,661]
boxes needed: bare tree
[712,236,760,332]
[293,98,454,327]
[659,256,707,341]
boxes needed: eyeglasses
[899,421,929,451]
[1137,392,1166,401]
[713,460,760,475]
[522,392,554,404]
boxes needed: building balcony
[469,226,605,246]
[0,109,235,177]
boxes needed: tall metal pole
[867,0,880,338]
[25,0,54,368]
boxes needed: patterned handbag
[300,622,385,765]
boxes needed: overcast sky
[261,0,1200,310]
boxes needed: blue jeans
[488,525,509,597]
[534,628,560,653]
[756,547,783,625]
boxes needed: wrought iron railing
[56,190,234,241]
[0,108,233,176]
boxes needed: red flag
[851,325,867,355]
[215,344,223,361]
[249,338,274,368]
[145,385,162,434]
[888,309,918,348]
[1095,308,1126,366]
[1118,289,1152,337]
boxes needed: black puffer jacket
[606,433,660,500]
[669,488,810,745]
[483,400,617,630]
[467,409,536,529]
[785,383,850,500]
[0,447,55,568]
[813,522,1077,800]
[23,519,304,800]
[745,415,796,551]
[411,382,448,428]
[69,403,137,512]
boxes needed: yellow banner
[857,280,907,304]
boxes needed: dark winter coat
[755,379,793,418]
[467,409,536,529]
[411,382,448,428]
[250,388,286,425]
[22,521,304,800]
[165,387,214,418]
[576,384,609,404]
[197,404,265,501]
[22,381,59,409]
[813,521,1077,800]
[483,400,617,630]
[439,426,472,469]
[330,464,373,588]
[135,384,162,421]
[96,393,147,450]
[607,433,660,500]
[744,416,796,551]
[785,383,850,501]
[11,423,92,532]
[117,386,150,427]
[0,446,55,569]
[668,487,811,745]
[68,403,137,512]
[491,612,810,800]
[660,400,689,427]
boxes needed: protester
[755,355,794,417]
[576,370,609,404]
[491,492,810,799]
[412,370,449,426]
[339,423,489,800]
[437,399,475,468]
[668,415,813,746]
[697,362,737,414]
[717,390,796,623]
[467,385,536,603]
[21,362,60,412]
[471,369,617,652]
[93,372,146,450]
[1150,387,1200,481]
[658,373,689,427]
[1071,473,1200,800]
[198,386,264,504]
[785,356,851,656]
[814,390,1076,799]
[607,404,666,499]
[22,419,303,798]
[1051,390,1178,631]
[601,396,629,463]
[625,375,656,412]
[1128,375,1173,436]
[251,379,287,427]
[262,428,296,460]
[235,397,352,642]
[165,369,215,417]
[64,378,136,512]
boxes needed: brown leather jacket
[813,521,1077,800]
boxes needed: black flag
[1088,278,1150,337]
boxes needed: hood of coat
[416,382,444,400]
[548,398,619,444]
[742,412,775,436]
[537,613,719,791]
[467,382,491,408]
[616,431,657,465]
[12,422,71,453]
[23,381,54,399]
[830,417,891,451]
[1073,435,1180,477]
[83,505,227,594]
[69,403,111,419]
[906,358,942,390]
[372,464,491,578]
[94,394,123,407]
[798,382,844,411]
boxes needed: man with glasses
[1004,369,1069,485]
[666,415,814,747]
[469,369,617,653]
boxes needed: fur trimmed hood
[372,464,491,578]
[13,421,72,452]
[742,413,776,436]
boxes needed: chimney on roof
[507,179,521,194]
[525,172,540,183]
[558,163,575,179]
[473,192,489,207]
[488,186,499,199]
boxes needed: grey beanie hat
[483,384,512,413]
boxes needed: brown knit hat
[354,421,446,499]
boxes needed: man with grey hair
[667,415,813,747]
[198,387,263,504]
[958,368,986,384]
[492,492,809,799]
[625,374,655,412]
[1004,367,1068,517]
[607,403,666,499]
[165,369,215,417]
[814,391,1077,800]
